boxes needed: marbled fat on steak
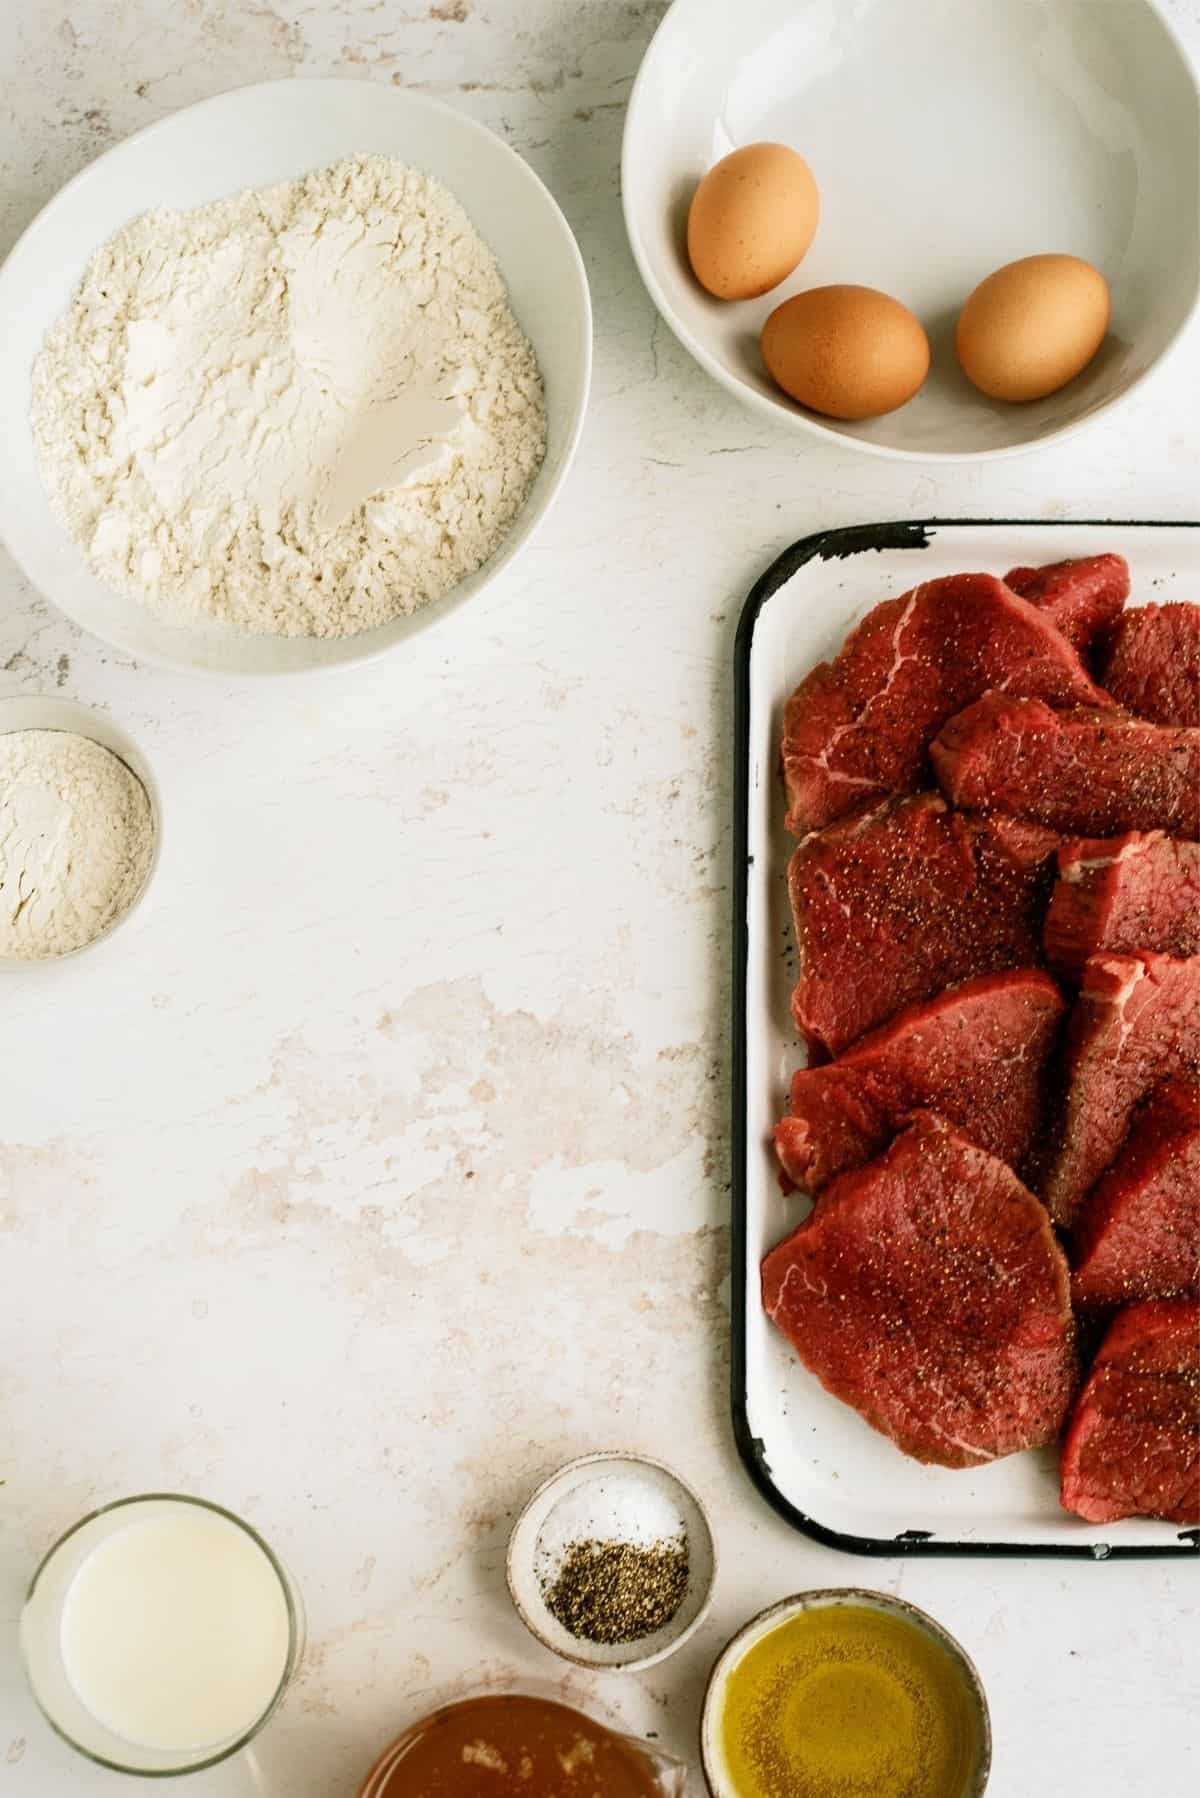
[1072,1078,1200,1311]
[1004,553,1130,658]
[1044,832,1200,980]
[1042,953,1200,1228]
[787,794,1059,1056]
[1100,603,1200,727]
[762,1114,1077,1468]
[931,695,1200,839]
[774,969,1065,1192]
[781,572,1109,835]
[1060,1298,1200,1524]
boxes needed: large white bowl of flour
[0,80,591,676]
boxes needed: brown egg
[687,143,819,301]
[956,254,1110,402]
[760,285,930,420]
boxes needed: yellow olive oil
[717,1603,985,1798]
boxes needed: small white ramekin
[0,693,162,968]
[506,1450,717,1675]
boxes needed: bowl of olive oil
[700,1590,990,1798]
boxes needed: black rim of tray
[731,516,1200,1559]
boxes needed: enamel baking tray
[732,519,1199,1558]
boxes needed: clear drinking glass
[20,1492,305,1778]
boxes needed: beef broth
[362,1695,668,1798]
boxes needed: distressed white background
[0,2,1197,1793]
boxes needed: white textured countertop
[0,3,1197,1793]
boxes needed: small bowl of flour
[0,697,160,964]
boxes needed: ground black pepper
[542,1535,689,1646]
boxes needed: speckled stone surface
[0,4,1197,1794]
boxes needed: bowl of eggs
[622,0,1199,460]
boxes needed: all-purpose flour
[32,156,546,639]
[0,731,155,959]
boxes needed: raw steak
[1072,1079,1200,1310]
[788,793,1059,1056]
[1044,832,1200,980]
[1042,953,1200,1227]
[781,572,1108,834]
[1005,553,1129,657]
[931,695,1200,839]
[774,969,1065,1192]
[1100,603,1200,727]
[1060,1299,1200,1524]
[761,1113,1076,1468]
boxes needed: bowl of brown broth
[358,1694,686,1797]
[700,1590,991,1798]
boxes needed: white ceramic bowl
[623,0,1199,461]
[506,1451,717,1673]
[0,79,591,676]
[0,695,162,966]
[700,1590,992,1798]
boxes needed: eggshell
[760,285,931,420]
[687,144,819,302]
[956,254,1110,402]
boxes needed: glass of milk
[20,1493,304,1776]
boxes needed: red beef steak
[1072,1079,1200,1311]
[788,794,1058,1056]
[761,1114,1076,1468]
[1060,1299,1200,1524]
[931,695,1200,839]
[1100,603,1200,727]
[774,969,1065,1192]
[1004,553,1129,657]
[781,572,1108,835]
[1044,832,1200,980]
[1042,953,1200,1227]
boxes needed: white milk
[59,1507,291,1752]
